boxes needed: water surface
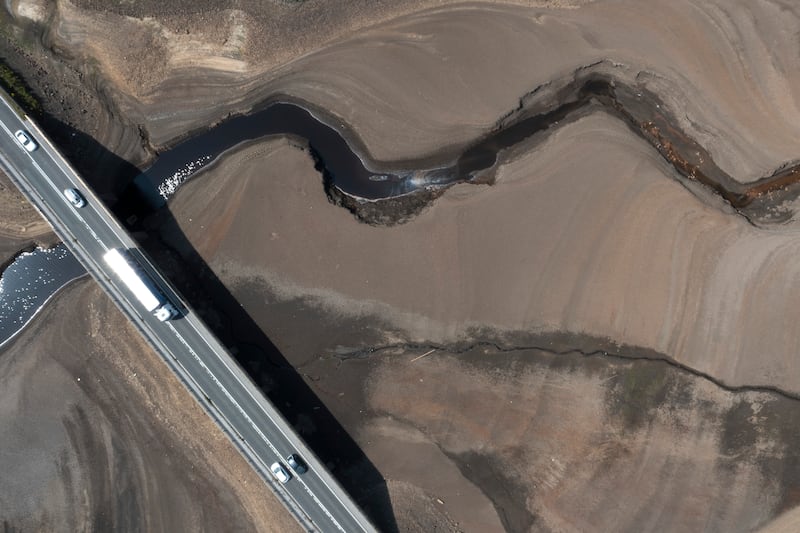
[0,244,86,347]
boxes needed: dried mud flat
[0,158,294,531]
[3,0,800,532]
[160,125,800,531]
[0,277,300,531]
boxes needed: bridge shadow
[41,117,398,532]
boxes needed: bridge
[0,93,376,533]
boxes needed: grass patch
[0,62,41,116]
[607,362,676,431]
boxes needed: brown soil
[0,278,301,532]
[156,127,800,530]
[163,121,800,396]
[4,0,800,531]
[0,170,56,260]
[353,345,800,532]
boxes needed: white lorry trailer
[103,248,178,322]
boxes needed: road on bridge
[0,95,376,533]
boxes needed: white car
[14,130,37,152]
[270,462,292,484]
[63,188,86,208]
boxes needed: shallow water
[138,103,418,204]
[0,244,86,347]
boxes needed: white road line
[0,97,368,532]
[0,120,106,249]
[166,322,346,532]
[178,314,366,528]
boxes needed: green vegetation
[0,63,40,116]
[607,362,677,431]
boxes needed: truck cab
[154,302,179,322]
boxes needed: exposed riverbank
[4,1,800,531]
[156,128,800,529]
[5,1,800,204]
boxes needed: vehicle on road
[103,248,179,322]
[62,188,86,208]
[271,462,292,484]
[14,129,37,152]
[287,454,308,474]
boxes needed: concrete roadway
[0,95,376,533]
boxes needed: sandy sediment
[0,278,300,532]
[0,172,50,239]
[358,347,798,532]
[165,116,800,397]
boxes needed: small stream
[0,244,86,348]
[133,77,800,221]
[8,73,800,349]
[134,98,577,205]
[136,102,430,204]
[128,90,636,206]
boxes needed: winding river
[136,73,800,226]
[7,69,800,347]
[136,99,581,204]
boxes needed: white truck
[103,248,178,322]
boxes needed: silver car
[63,188,86,208]
[270,462,292,484]
[14,129,37,152]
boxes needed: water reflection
[0,244,86,347]
[138,103,439,204]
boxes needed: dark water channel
[138,103,421,204]
[0,244,85,347]
[135,78,800,220]
[136,99,576,205]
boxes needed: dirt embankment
[3,1,800,194]
[162,119,800,397]
[0,278,300,532]
[0,170,56,261]
[156,125,800,530]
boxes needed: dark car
[286,454,308,474]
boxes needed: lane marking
[179,314,367,529]
[0,102,369,532]
[165,322,347,532]
[0,119,106,249]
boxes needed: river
[0,244,86,348]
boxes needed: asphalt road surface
[0,95,376,533]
